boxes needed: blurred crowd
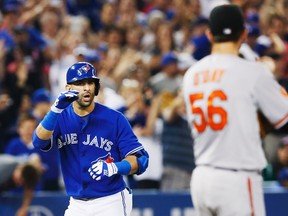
[1,0,288,196]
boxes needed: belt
[200,164,262,175]
[73,187,132,201]
[73,197,98,201]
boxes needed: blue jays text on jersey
[48,103,144,199]
[58,133,113,151]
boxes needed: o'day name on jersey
[193,69,224,86]
[57,133,113,151]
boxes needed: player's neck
[211,42,240,56]
[72,102,95,117]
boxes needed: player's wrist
[114,160,132,175]
[50,105,64,113]
[41,110,60,131]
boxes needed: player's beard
[77,93,95,108]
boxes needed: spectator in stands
[5,112,61,191]
[0,86,27,153]
[133,95,163,189]
[65,0,103,32]
[160,90,195,190]
[98,2,117,39]
[270,136,288,187]
[0,0,23,51]
[118,79,163,189]
[84,49,101,71]
[257,13,288,165]
[30,88,52,123]
[5,114,38,159]
[0,153,43,216]
[148,51,182,95]
[0,93,14,152]
[140,9,165,53]
[186,0,202,24]
[48,33,85,100]
[146,22,177,76]
[17,91,33,126]
[116,0,147,29]
[117,79,148,188]
[112,25,144,88]
[145,0,176,22]
[97,42,123,91]
[29,89,62,191]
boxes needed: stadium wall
[1,183,288,216]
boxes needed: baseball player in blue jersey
[32,62,149,216]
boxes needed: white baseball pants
[191,166,266,216]
[64,188,132,216]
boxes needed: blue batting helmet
[66,62,100,95]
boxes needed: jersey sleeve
[49,120,61,151]
[254,66,288,129]
[116,113,144,158]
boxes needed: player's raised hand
[88,160,118,181]
[51,90,79,113]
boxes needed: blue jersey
[51,102,144,198]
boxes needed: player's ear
[236,29,248,49]
[206,29,214,43]
[65,84,72,90]
[240,29,248,43]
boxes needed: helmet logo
[77,65,91,76]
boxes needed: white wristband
[51,105,64,113]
